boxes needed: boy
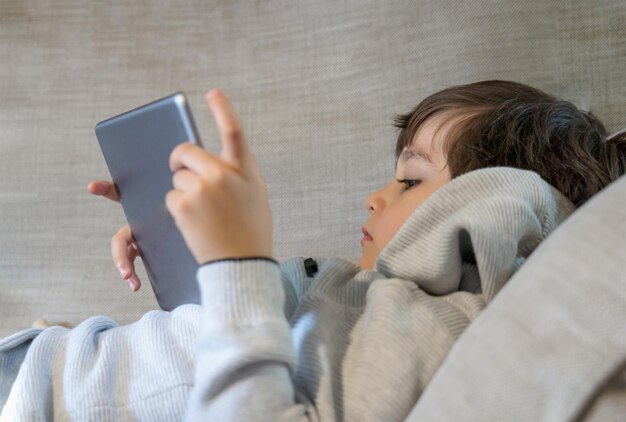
[2,81,624,420]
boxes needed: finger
[88,180,120,203]
[127,242,139,265]
[205,89,250,174]
[172,168,205,193]
[126,243,142,292]
[111,225,135,282]
[169,142,223,179]
[165,188,188,218]
[87,180,119,196]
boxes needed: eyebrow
[395,148,433,170]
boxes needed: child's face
[360,112,455,270]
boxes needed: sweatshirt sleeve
[184,257,315,421]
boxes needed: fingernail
[129,276,139,292]
[117,264,129,278]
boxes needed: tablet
[95,92,203,311]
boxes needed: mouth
[361,226,373,246]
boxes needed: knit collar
[374,167,575,303]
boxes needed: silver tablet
[95,92,203,311]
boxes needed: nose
[365,184,390,214]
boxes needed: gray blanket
[4,167,609,421]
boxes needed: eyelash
[395,178,421,190]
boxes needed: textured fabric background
[0,0,624,336]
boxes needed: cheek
[374,214,404,250]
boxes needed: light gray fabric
[1,168,574,420]
[1,0,625,337]
[406,174,626,422]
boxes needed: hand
[87,180,143,292]
[165,89,273,264]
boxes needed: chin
[359,255,375,270]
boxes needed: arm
[166,91,316,419]
[185,258,314,421]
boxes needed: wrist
[196,257,284,327]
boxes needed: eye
[395,178,421,191]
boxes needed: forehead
[413,112,456,153]
[396,112,457,170]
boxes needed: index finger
[206,89,250,174]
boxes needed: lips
[361,226,373,247]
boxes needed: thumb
[206,89,251,176]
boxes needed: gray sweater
[0,167,575,421]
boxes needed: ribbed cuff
[200,256,279,267]
[196,258,284,327]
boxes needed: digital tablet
[95,92,203,311]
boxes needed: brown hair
[392,80,626,207]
